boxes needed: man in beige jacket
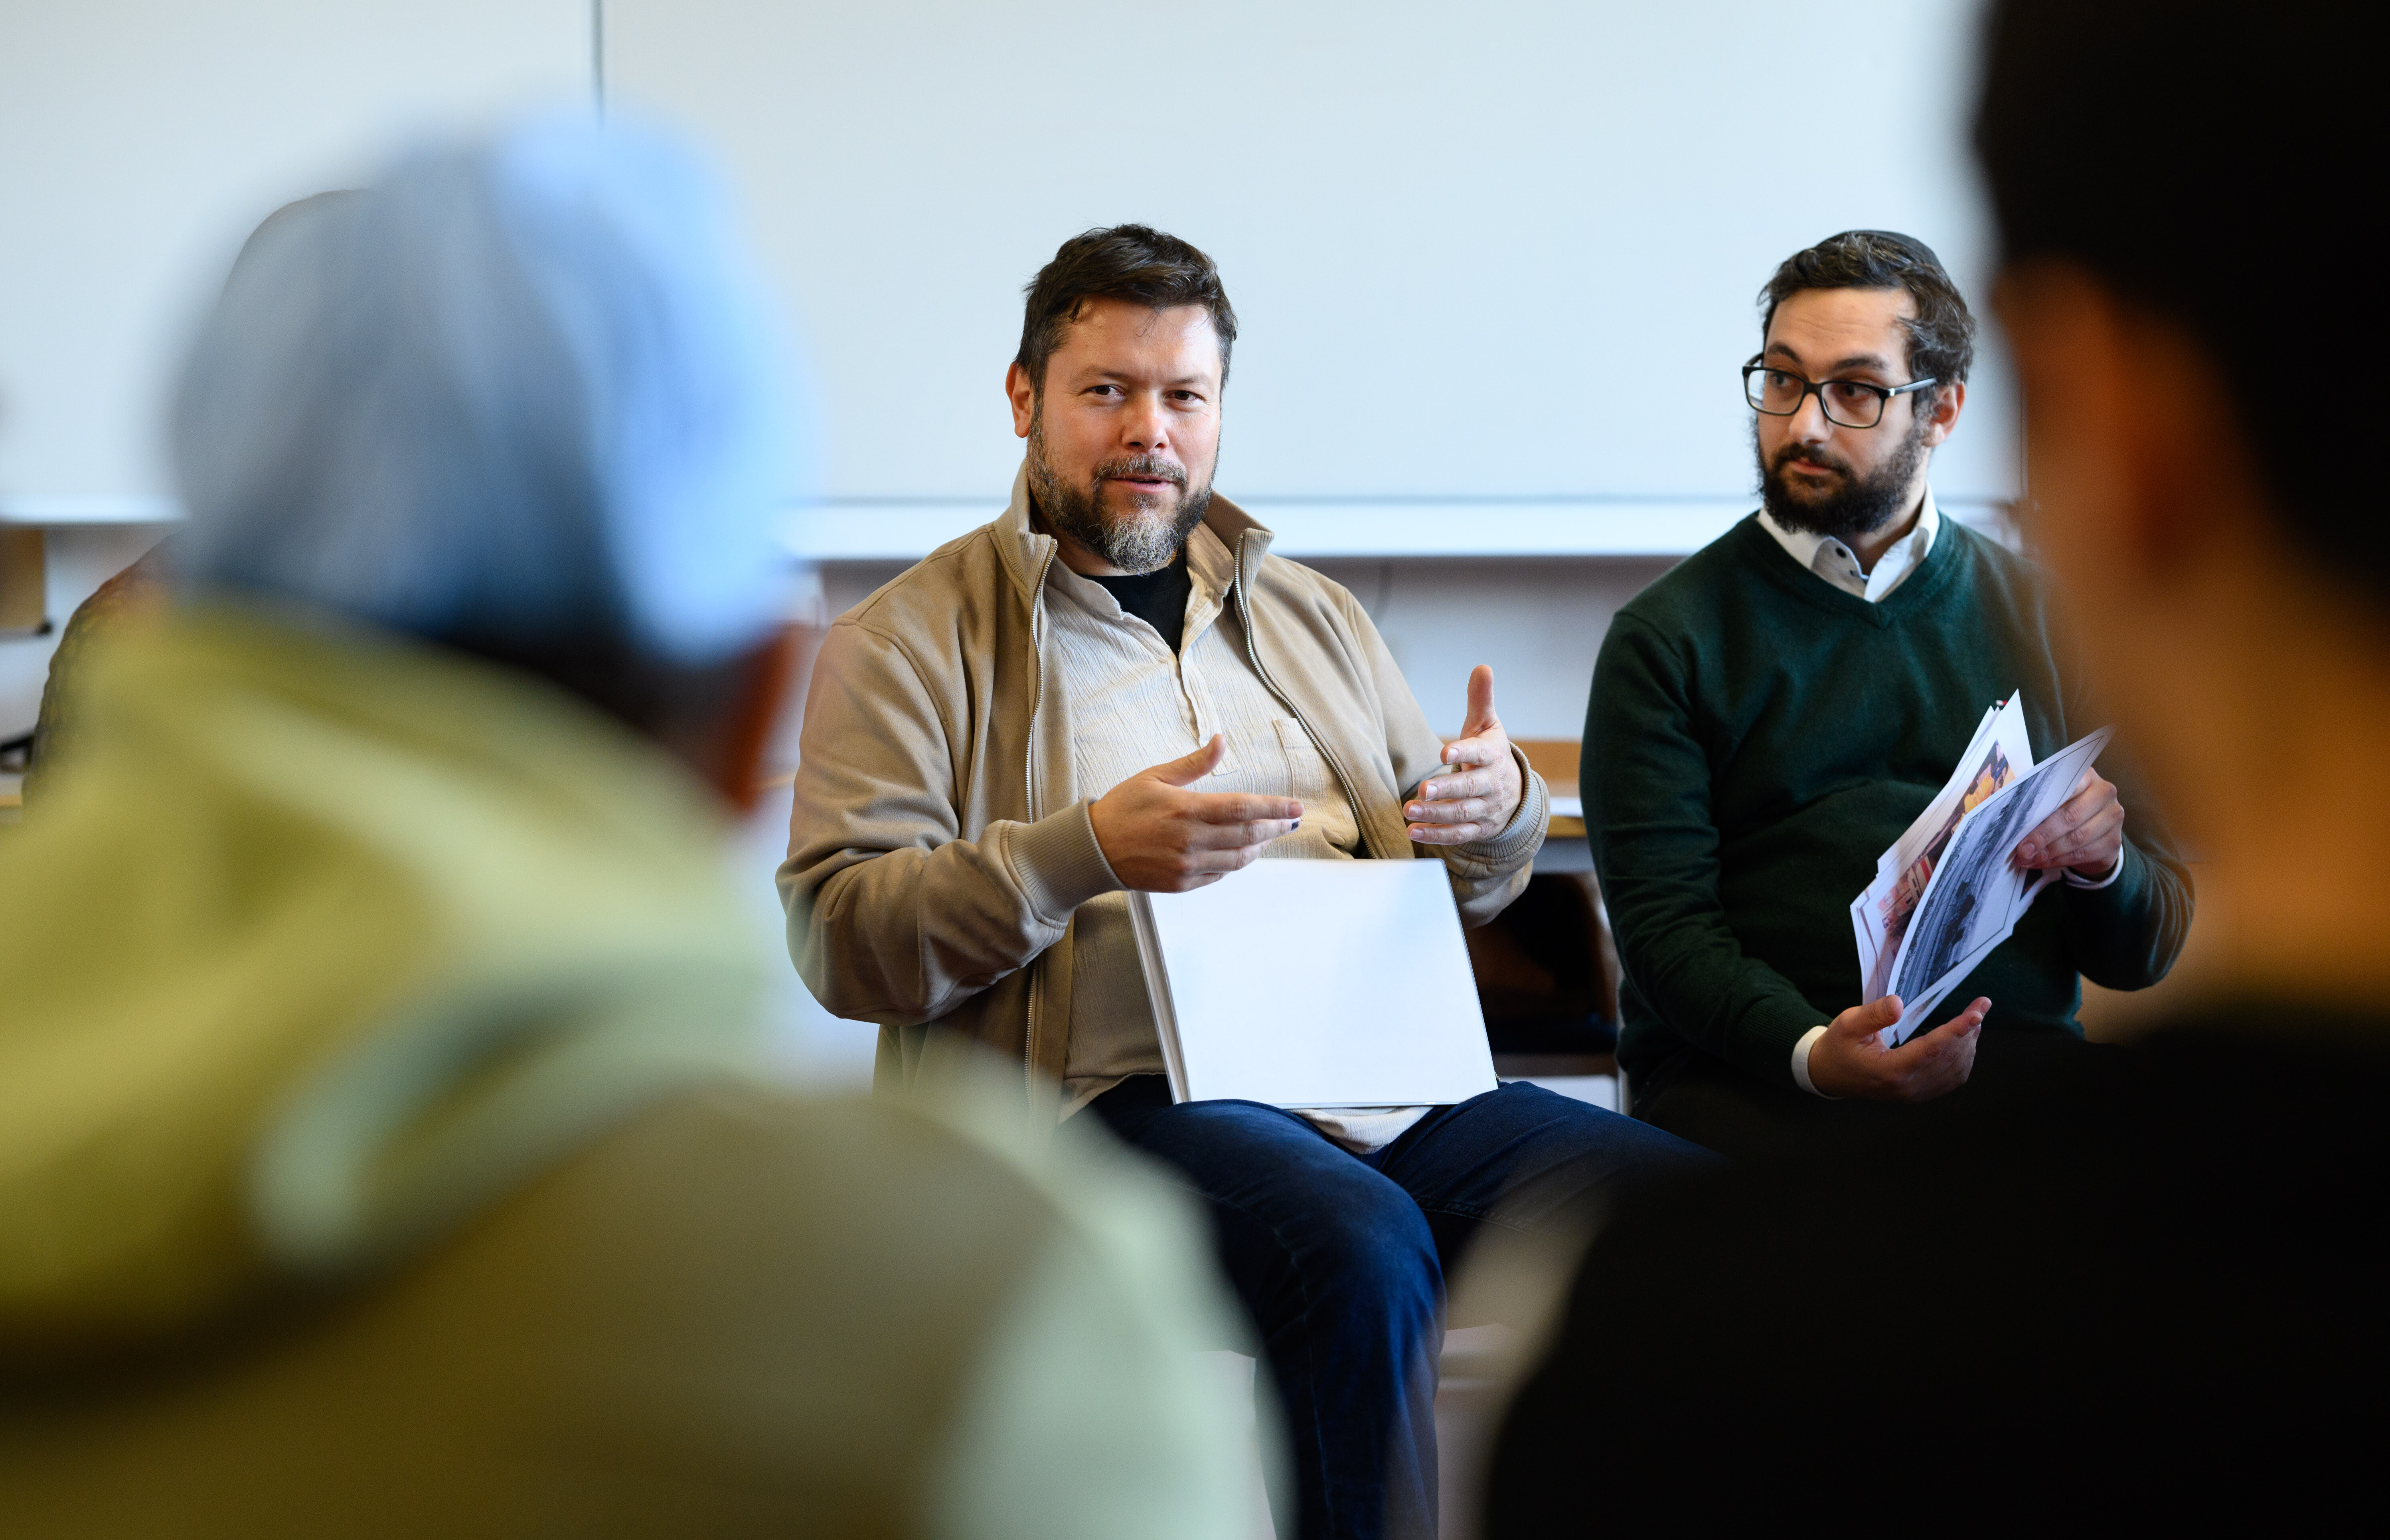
[783,225,1714,1540]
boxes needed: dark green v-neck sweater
[1588,513,2194,1096]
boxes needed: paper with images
[1128,859,1499,1108]
[1866,719,2116,1045]
[1849,693,2036,1007]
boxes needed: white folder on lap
[1127,859,1500,1108]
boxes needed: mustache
[1770,442,1854,480]
[1093,454,1189,490]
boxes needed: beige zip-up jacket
[779,468,1548,1114]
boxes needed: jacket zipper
[1021,545,1056,1092]
[1231,533,1384,859]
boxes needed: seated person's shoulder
[1937,513,2050,606]
[1492,1016,2390,1526]
[3,1078,1227,1537]
[1603,524,1778,648]
[828,524,1015,642]
[1246,549,1369,627]
[463,1076,1200,1378]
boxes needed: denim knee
[1300,1163,1441,1315]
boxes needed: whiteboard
[0,0,2017,547]
[607,0,2018,519]
[0,0,589,510]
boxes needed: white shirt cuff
[1791,1024,1835,1098]
[2060,848,2126,890]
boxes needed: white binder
[1127,859,1500,1108]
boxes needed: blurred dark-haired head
[1973,0,2375,588]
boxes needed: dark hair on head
[1974,0,2374,586]
[1015,224,1238,393]
[1760,231,1977,416]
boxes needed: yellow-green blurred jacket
[0,607,1254,1538]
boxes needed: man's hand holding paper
[2015,767,2125,878]
[1807,992,1990,1101]
[1853,699,2121,1049]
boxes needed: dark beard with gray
[1755,412,1931,544]
[1027,412,1213,575]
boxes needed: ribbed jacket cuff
[1452,751,1548,870]
[1009,800,1124,926]
[1491,753,1549,854]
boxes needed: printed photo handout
[1878,725,2116,1043]
[1849,694,2035,1002]
[1849,696,2116,1046]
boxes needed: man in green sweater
[1586,231,2193,1157]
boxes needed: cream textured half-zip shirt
[1048,525,1436,1151]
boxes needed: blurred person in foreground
[783,223,1717,1540]
[16,540,169,812]
[1588,228,2193,1160]
[1488,0,2384,1526]
[0,118,1253,1538]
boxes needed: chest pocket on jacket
[1272,717,1361,855]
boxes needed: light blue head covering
[171,113,801,666]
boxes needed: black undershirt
[1088,551,1193,652]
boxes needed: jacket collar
[991,458,1276,605]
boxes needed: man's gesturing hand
[2014,768,2125,878]
[1088,736,1302,892]
[1807,994,1990,1102]
[1406,665,1524,846]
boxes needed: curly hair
[1760,231,1977,413]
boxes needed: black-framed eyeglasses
[1742,355,1936,430]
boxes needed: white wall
[0,0,589,738]
[2,0,2012,744]
[1,1,2013,515]
[0,0,590,505]
[607,0,2016,527]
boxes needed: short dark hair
[1974,0,2372,585]
[1015,224,1238,392]
[1760,231,1977,415]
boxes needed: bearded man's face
[1007,298,1223,575]
[1751,287,1949,544]
[1028,412,1212,575]
[1756,409,1933,544]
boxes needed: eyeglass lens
[1746,368,1887,428]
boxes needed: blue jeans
[1090,1076,1718,1540]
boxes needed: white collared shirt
[1757,486,1943,603]
[1762,487,2126,1096]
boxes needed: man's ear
[1006,361,1036,439]
[1920,377,1965,448]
